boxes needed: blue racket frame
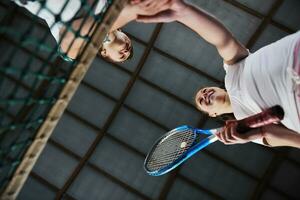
[144,125,219,176]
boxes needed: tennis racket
[144,105,284,176]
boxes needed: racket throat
[185,135,218,159]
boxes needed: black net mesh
[0,0,112,192]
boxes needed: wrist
[260,126,267,138]
[172,1,190,21]
[122,5,138,20]
[260,126,271,146]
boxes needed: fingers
[216,128,229,144]
[217,125,235,145]
[136,0,171,15]
[227,124,236,142]
[137,3,171,17]
[130,0,142,5]
[139,0,169,9]
[217,121,254,145]
[139,0,155,6]
[155,3,171,13]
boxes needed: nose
[120,51,130,61]
[120,47,127,54]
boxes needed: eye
[202,88,207,94]
[199,98,203,105]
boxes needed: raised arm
[137,0,249,64]
[60,0,170,59]
[111,0,171,31]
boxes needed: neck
[222,94,233,114]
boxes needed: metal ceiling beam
[55,23,163,199]
[124,32,223,85]
[87,59,199,110]
[50,139,151,200]
[157,116,208,200]
[50,110,223,200]
[3,52,297,200]
[250,149,293,200]
[246,0,284,49]
[63,106,271,200]
[221,0,295,34]
[30,172,76,200]
[3,0,300,199]
[0,87,294,200]
[4,67,291,199]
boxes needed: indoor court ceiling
[1,0,300,199]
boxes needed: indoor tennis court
[0,0,300,199]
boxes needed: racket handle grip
[236,105,284,133]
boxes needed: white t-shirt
[224,31,300,145]
[14,0,107,43]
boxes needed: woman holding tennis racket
[136,0,300,148]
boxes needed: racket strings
[147,130,193,170]
[149,143,186,167]
[150,131,190,158]
[146,129,195,171]
[151,133,192,161]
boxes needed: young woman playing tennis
[136,0,300,148]
[12,0,170,62]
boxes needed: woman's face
[101,30,132,62]
[195,87,230,117]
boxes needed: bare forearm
[264,125,300,148]
[175,2,247,63]
[110,5,137,31]
[177,4,232,48]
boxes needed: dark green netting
[0,0,112,193]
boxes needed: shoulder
[223,51,249,82]
[223,49,250,69]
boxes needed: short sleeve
[223,49,250,73]
[251,138,264,145]
[223,62,230,73]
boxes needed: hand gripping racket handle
[236,105,284,133]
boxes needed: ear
[209,113,217,117]
[100,48,107,57]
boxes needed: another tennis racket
[144,105,284,176]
